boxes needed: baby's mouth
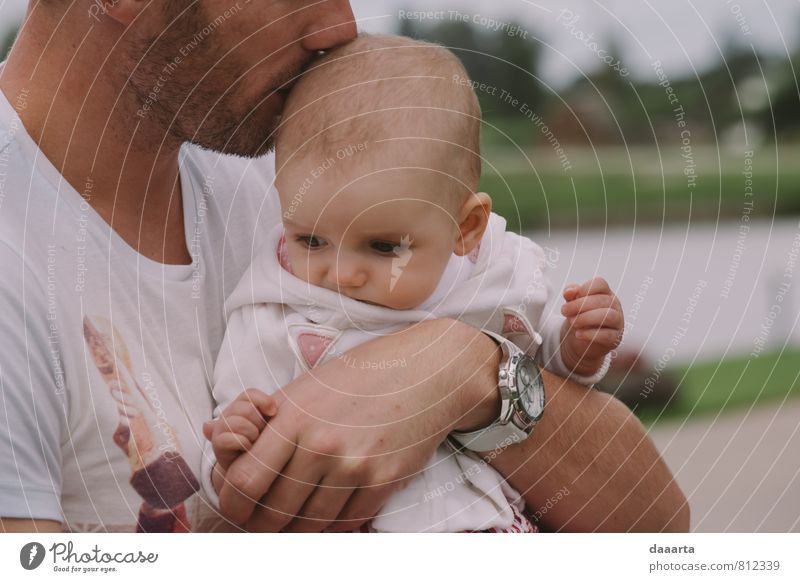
[358,298,383,307]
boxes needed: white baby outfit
[204,212,609,532]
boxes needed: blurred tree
[2,25,18,60]
[398,18,542,118]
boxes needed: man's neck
[0,10,191,265]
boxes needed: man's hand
[216,319,501,533]
[560,277,624,376]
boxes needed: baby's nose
[329,257,367,289]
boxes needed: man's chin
[184,97,283,158]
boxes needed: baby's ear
[454,192,492,256]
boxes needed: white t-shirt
[0,85,280,531]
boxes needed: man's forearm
[482,368,689,532]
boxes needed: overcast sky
[2,0,798,86]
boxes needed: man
[0,0,688,533]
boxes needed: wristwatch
[449,331,545,452]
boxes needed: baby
[202,34,624,532]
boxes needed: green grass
[478,144,800,230]
[637,350,800,424]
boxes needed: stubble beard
[124,5,292,158]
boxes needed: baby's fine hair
[275,34,482,192]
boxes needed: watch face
[516,357,545,421]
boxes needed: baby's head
[275,34,490,310]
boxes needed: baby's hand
[559,277,624,377]
[202,388,278,473]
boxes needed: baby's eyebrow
[282,218,316,231]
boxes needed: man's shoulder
[0,133,59,259]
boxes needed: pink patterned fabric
[472,504,539,533]
[276,234,293,274]
[351,504,539,533]
[296,332,334,368]
[502,312,529,335]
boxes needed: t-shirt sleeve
[0,243,66,522]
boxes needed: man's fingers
[213,433,252,469]
[243,452,325,532]
[217,423,296,525]
[323,484,395,533]
[282,475,356,533]
[568,307,623,330]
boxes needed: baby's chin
[350,294,424,311]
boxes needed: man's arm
[0,518,62,533]
[218,318,687,532]
[482,368,689,532]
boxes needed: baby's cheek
[384,263,440,309]
[284,246,315,284]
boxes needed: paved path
[649,399,800,532]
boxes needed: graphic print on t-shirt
[82,316,200,532]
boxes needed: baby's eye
[297,235,327,249]
[370,240,399,255]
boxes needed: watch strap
[449,421,529,452]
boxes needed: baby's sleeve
[498,228,611,386]
[537,316,611,386]
[200,302,296,507]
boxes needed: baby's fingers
[221,400,271,433]
[562,293,617,317]
[212,414,262,444]
[571,277,612,298]
[213,432,254,470]
[568,307,623,330]
[574,328,623,349]
[234,388,279,418]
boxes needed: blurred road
[649,399,800,532]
